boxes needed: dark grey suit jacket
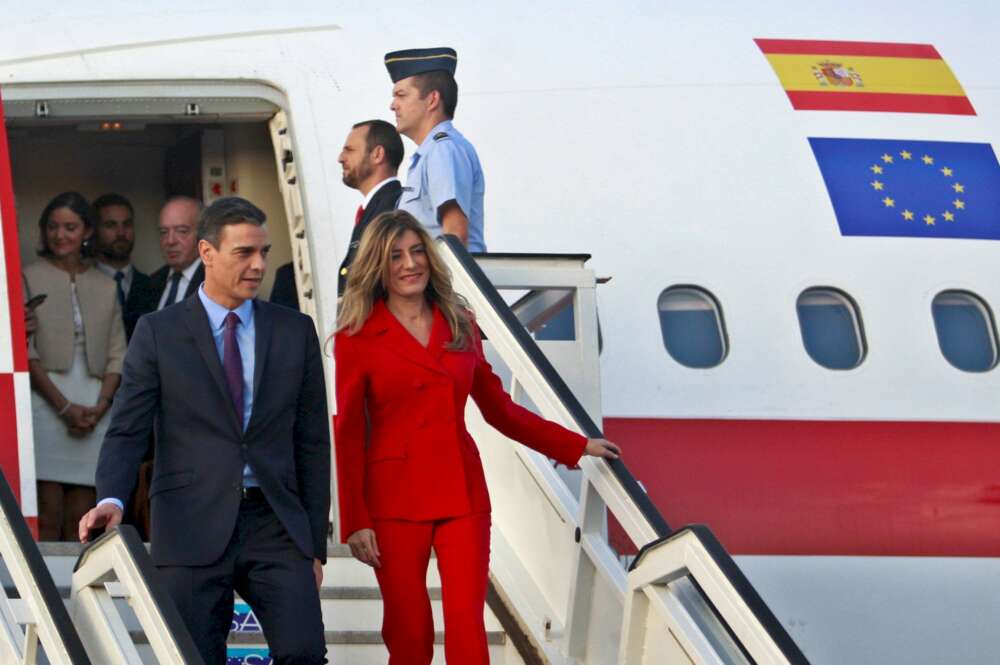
[338,179,402,295]
[150,262,205,308]
[96,295,331,567]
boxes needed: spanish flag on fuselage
[755,39,975,115]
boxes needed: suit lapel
[182,298,243,434]
[185,263,205,298]
[428,306,451,363]
[371,301,449,376]
[251,300,271,404]
[361,180,402,226]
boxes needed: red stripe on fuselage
[604,417,1000,557]
[0,374,19,501]
[0,93,28,372]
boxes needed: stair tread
[38,542,379,558]
[5,585,442,600]
[128,629,506,645]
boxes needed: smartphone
[25,294,47,309]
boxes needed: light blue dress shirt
[399,119,486,252]
[197,286,258,487]
[99,288,259,512]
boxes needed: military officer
[385,47,486,252]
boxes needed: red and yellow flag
[755,39,975,115]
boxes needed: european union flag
[809,138,1000,240]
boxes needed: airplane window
[796,288,866,370]
[657,287,728,368]
[932,291,998,372]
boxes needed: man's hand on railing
[77,502,124,543]
[585,438,621,460]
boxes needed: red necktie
[355,205,364,226]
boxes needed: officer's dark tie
[113,270,126,308]
[163,271,183,307]
[354,205,364,226]
[223,312,244,419]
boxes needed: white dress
[31,282,111,487]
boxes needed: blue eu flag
[809,138,1000,240]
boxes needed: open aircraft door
[0,88,37,536]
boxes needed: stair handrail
[0,470,91,664]
[440,236,808,664]
[72,526,204,665]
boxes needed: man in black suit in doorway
[80,197,330,665]
[336,119,404,295]
[92,193,157,341]
[150,196,205,310]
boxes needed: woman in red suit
[333,211,620,664]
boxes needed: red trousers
[373,513,492,664]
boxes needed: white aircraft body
[0,2,998,664]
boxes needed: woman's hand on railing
[347,528,382,568]
[585,438,621,460]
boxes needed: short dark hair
[37,191,94,258]
[353,119,405,172]
[198,197,266,248]
[92,193,134,221]
[411,71,458,118]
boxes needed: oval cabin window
[657,287,728,368]
[931,291,998,373]
[796,288,866,370]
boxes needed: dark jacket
[123,269,157,341]
[338,180,403,295]
[149,262,205,309]
[96,296,331,567]
[269,262,299,311]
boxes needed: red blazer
[334,300,586,541]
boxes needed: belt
[241,486,265,501]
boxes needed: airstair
[0,240,809,664]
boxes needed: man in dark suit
[337,119,404,294]
[92,193,158,340]
[79,197,330,665]
[150,196,205,310]
[269,262,300,311]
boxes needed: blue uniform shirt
[399,119,486,251]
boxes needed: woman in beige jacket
[24,192,126,541]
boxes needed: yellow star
[943,210,955,221]
[870,164,884,174]
[953,199,965,210]
[882,196,895,207]
[924,214,936,225]
[881,153,894,164]
[952,183,965,193]
[902,209,915,220]
[900,150,912,160]
[940,167,953,177]
[871,180,885,191]
[922,155,934,165]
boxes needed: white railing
[0,471,90,665]
[438,238,808,665]
[71,526,203,665]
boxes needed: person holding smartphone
[24,192,126,541]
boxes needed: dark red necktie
[354,205,364,226]
[223,312,244,420]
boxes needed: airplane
[0,2,998,664]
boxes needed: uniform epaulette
[433,132,450,141]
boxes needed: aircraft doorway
[1,83,309,540]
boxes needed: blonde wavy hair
[336,210,473,350]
